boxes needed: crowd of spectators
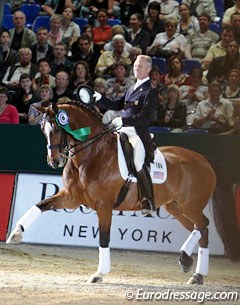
[0,0,239,135]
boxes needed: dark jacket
[125,29,150,54]
[99,79,159,164]
[0,47,18,82]
[30,43,54,65]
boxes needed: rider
[97,55,159,214]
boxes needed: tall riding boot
[137,164,155,215]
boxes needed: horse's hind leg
[6,189,72,244]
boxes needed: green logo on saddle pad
[56,110,91,141]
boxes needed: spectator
[206,39,240,85]
[69,61,93,92]
[177,3,199,38]
[9,11,37,51]
[0,30,18,83]
[142,1,165,45]
[70,35,99,79]
[149,65,168,102]
[160,55,192,87]
[185,13,219,61]
[151,84,186,132]
[192,81,234,133]
[222,69,240,103]
[48,14,63,47]
[33,57,56,91]
[182,0,217,22]
[120,0,143,27]
[104,25,132,52]
[95,34,132,78]
[52,70,73,101]
[0,86,19,124]
[93,77,108,114]
[221,101,240,135]
[82,0,117,19]
[30,27,54,65]
[28,84,53,125]
[230,12,240,45]
[147,17,187,59]
[12,73,38,124]
[2,48,38,91]
[180,68,208,126]
[222,0,240,26]
[106,63,134,99]
[202,25,234,71]
[61,6,80,54]
[128,46,142,81]
[126,13,150,54]
[50,42,74,76]
[42,0,68,16]
[145,0,180,22]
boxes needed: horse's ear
[51,102,59,114]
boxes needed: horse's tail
[210,159,240,261]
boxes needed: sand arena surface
[0,243,239,305]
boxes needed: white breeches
[120,126,145,172]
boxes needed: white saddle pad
[117,135,167,184]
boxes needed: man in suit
[99,55,159,215]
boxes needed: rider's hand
[93,91,102,102]
[112,117,123,128]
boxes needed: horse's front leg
[87,203,112,284]
[6,189,71,244]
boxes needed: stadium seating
[182,59,201,75]
[107,19,121,26]
[2,14,14,30]
[20,4,41,28]
[32,16,51,32]
[152,57,168,74]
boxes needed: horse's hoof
[6,226,23,244]
[179,251,193,273]
[87,273,103,284]
[187,273,203,285]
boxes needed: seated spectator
[92,9,112,52]
[71,35,99,79]
[180,68,209,126]
[182,0,217,22]
[221,101,240,135]
[151,84,187,132]
[93,77,108,114]
[81,24,94,49]
[125,13,150,54]
[28,84,53,125]
[50,42,74,76]
[222,69,240,103]
[147,17,187,59]
[202,25,234,71]
[230,12,240,45]
[222,0,240,26]
[48,14,63,47]
[30,27,54,65]
[2,48,38,91]
[42,0,68,16]
[0,30,18,82]
[160,55,192,87]
[0,86,19,124]
[185,12,219,62]
[206,39,240,85]
[106,63,134,99]
[149,65,168,102]
[9,11,37,51]
[142,1,165,45]
[128,46,142,81]
[12,73,38,124]
[53,70,73,101]
[120,0,143,27]
[69,61,93,92]
[95,34,132,78]
[33,58,56,91]
[61,6,80,55]
[145,0,180,22]
[177,3,199,38]
[104,25,132,53]
[192,81,234,133]
[82,0,119,19]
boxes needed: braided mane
[56,99,103,121]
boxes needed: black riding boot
[137,164,155,215]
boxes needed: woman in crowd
[177,3,199,37]
[92,9,112,51]
[151,84,187,132]
[69,61,93,92]
[0,86,19,124]
[28,85,53,125]
[222,69,240,103]
[160,55,192,87]
[48,14,63,47]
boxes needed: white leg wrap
[97,247,111,275]
[16,205,42,231]
[180,230,201,256]
[196,247,209,276]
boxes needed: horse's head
[39,103,68,169]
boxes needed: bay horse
[7,99,240,285]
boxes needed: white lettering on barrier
[9,173,224,254]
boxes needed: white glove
[93,91,102,102]
[112,117,123,128]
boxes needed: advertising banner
[9,173,224,255]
